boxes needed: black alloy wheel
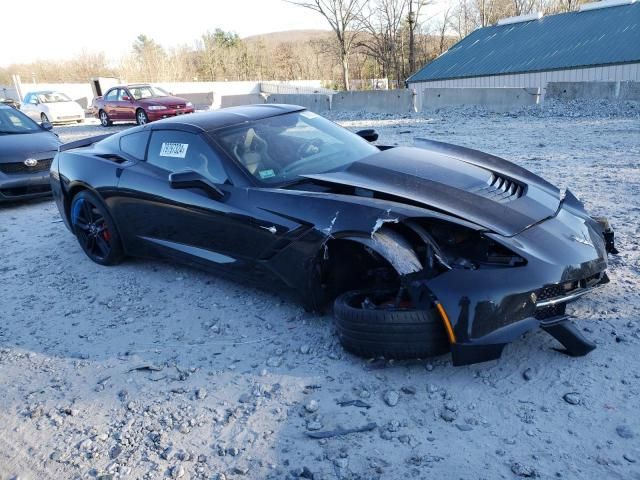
[70,191,124,265]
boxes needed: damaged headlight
[418,220,526,270]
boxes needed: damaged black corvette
[50,105,617,365]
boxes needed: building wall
[412,63,640,110]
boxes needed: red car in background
[92,84,194,126]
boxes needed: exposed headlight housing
[186,102,193,107]
[406,219,527,271]
[148,105,167,111]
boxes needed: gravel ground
[1,104,639,480]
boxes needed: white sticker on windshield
[160,142,189,158]
[259,169,276,179]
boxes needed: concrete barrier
[423,87,540,111]
[219,94,266,109]
[620,81,640,101]
[265,93,331,113]
[178,92,214,110]
[546,82,618,101]
[332,90,415,113]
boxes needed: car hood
[301,141,561,237]
[140,95,188,106]
[0,131,61,161]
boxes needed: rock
[563,393,581,405]
[300,344,311,354]
[161,446,173,460]
[511,462,539,477]
[305,399,319,413]
[307,421,323,431]
[456,424,473,431]
[233,464,250,475]
[522,368,533,381]
[169,465,185,478]
[197,454,207,463]
[401,386,416,395]
[440,409,457,422]
[383,390,399,407]
[226,447,240,456]
[266,356,283,367]
[196,388,207,400]
[616,425,634,439]
[238,393,252,404]
[109,445,122,460]
[623,453,637,463]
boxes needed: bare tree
[286,0,365,90]
[407,0,430,74]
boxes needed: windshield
[38,92,72,103]
[0,107,41,134]
[214,111,379,184]
[129,85,170,100]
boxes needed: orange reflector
[436,302,456,344]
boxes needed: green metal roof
[407,2,640,83]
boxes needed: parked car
[92,84,194,127]
[21,91,85,124]
[0,97,20,109]
[0,105,61,202]
[51,105,616,366]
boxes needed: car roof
[149,104,306,132]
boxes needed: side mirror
[356,129,379,142]
[169,170,225,199]
[122,96,131,101]
[41,121,53,131]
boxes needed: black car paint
[51,105,611,365]
[0,107,61,202]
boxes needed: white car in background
[21,91,85,124]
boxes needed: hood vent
[475,173,524,203]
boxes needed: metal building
[407,0,640,107]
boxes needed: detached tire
[334,289,450,359]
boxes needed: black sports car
[0,105,60,202]
[50,105,616,365]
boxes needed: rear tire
[70,190,124,266]
[333,289,450,359]
[99,110,111,127]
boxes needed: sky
[0,0,334,67]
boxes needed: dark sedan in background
[92,84,194,127]
[0,105,61,202]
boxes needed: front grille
[535,302,566,320]
[0,158,53,175]
[537,284,565,302]
[475,173,524,203]
[169,104,185,109]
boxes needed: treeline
[1,0,590,90]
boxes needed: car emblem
[24,158,38,167]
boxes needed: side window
[24,94,32,104]
[146,130,228,184]
[117,89,129,101]
[104,89,118,101]
[120,131,150,160]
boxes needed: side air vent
[97,154,127,164]
[475,173,524,203]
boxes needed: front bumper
[49,113,84,123]
[147,107,195,121]
[0,170,51,202]
[409,205,611,365]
